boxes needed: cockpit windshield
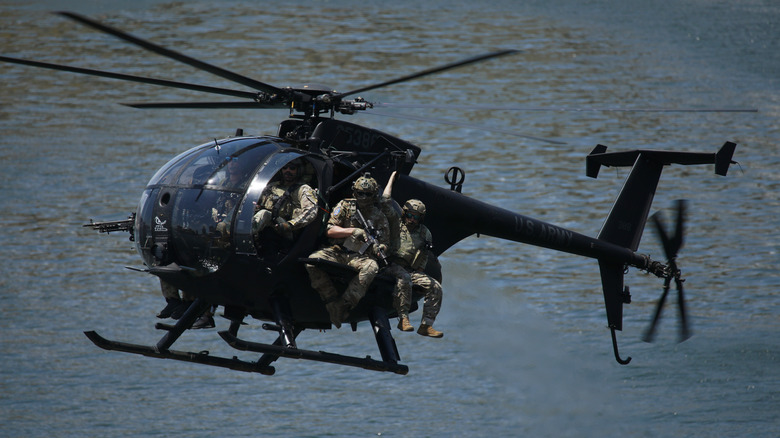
[136,137,305,273]
[146,138,282,190]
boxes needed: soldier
[209,155,246,189]
[155,281,216,328]
[382,172,444,338]
[305,173,389,328]
[156,279,189,319]
[252,159,318,241]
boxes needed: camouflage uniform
[382,196,443,329]
[252,181,317,239]
[305,198,390,324]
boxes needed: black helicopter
[2,12,740,375]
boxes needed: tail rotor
[643,200,691,343]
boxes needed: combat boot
[170,300,192,320]
[192,313,215,329]
[417,324,443,338]
[397,315,413,332]
[157,298,183,319]
[325,301,343,329]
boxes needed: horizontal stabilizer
[587,141,737,178]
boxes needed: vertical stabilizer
[597,153,664,251]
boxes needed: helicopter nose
[134,186,238,274]
[133,136,295,274]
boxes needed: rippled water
[1,1,778,437]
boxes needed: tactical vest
[259,183,300,221]
[393,223,432,270]
[327,199,388,247]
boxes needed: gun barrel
[83,213,135,239]
[354,208,388,266]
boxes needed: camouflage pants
[160,279,180,300]
[159,279,193,301]
[385,263,443,326]
[305,246,379,308]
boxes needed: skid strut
[84,298,276,375]
[85,297,408,375]
[218,330,409,375]
[217,298,408,374]
[84,330,276,375]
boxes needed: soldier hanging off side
[382,172,444,338]
[305,173,390,328]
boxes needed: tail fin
[588,141,736,251]
[598,261,629,331]
[588,142,736,363]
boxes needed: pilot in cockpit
[252,158,318,242]
[209,155,245,188]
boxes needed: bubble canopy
[134,136,308,272]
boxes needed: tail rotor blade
[645,200,691,343]
[671,199,687,256]
[643,276,671,342]
[675,275,691,341]
[652,211,677,259]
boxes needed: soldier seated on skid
[305,173,390,328]
[381,171,444,338]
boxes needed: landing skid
[83,297,409,375]
[218,303,408,375]
[219,331,408,375]
[84,297,276,375]
[84,330,276,375]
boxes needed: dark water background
[1,0,778,436]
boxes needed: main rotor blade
[375,102,758,113]
[364,110,566,144]
[122,101,282,109]
[336,49,519,99]
[0,56,262,100]
[56,11,283,96]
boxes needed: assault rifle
[84,213,136,241]
[354,208,388,267]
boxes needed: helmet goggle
[404,211,422,221]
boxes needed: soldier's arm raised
[382,171,397,199]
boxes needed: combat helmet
[352,173,379,206]
[402,199,426,224]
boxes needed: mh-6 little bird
[1,12,741,374]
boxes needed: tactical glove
[351,228,366,241]
[275,221,292,234]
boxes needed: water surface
[1,1,777,436]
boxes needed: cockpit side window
[233,152,320,256]
[147,145,205,187]
[177,155,216,186]
[205,143,281,191]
